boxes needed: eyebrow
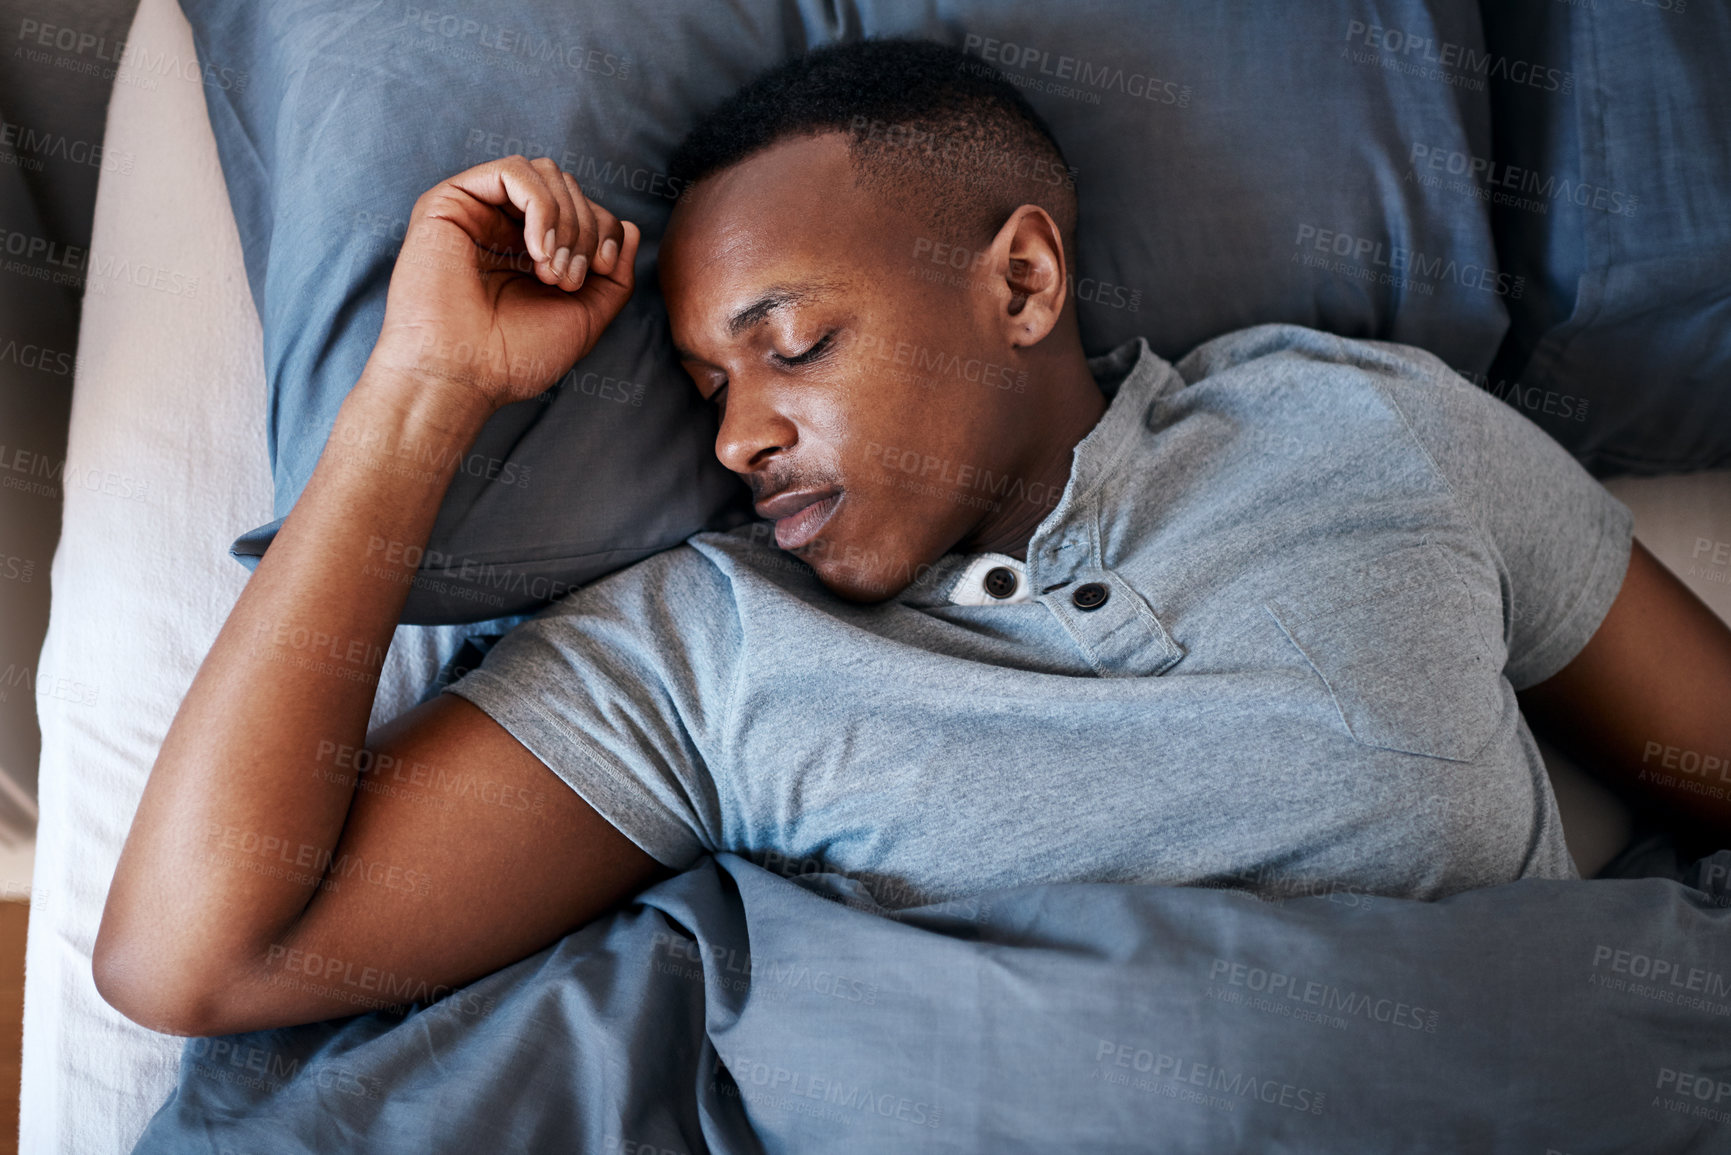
[673,280,838,364]
[727,287,810,338]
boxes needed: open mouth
[768,492,841,551]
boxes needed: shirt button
[1071,582,1110,611]
[983,566,1019,599]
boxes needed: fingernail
[542,228,556,261]
[554,246,570,277]
[599,237,619,266]
[570,253,588,287]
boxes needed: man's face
[660,133,1041,602]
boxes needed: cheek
[816,317,1015,546]
[830,345,996,464]
[831,396,998,517]
[840,401,1005,509]
[833,433,991,574]
[843,293,989,400]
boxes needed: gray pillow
[1477,0,1731,475]
[186,0,1510,623]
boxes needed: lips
[756,488,842,550]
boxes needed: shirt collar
[1051,336,1181,515]
[898,338,1182,608]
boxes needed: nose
[713,379,798,474]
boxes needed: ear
[985,205,1069,348]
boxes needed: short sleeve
[440,545,740,869]
[1376,345,1635,692]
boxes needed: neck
[958,345,1107,560]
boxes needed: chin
[806,558,895,603]
[802,535,937,604]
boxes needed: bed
[18,2,491,1149]
[22,0,1731,1151]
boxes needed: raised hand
[367,154,642,415]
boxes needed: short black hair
[668,37,1077,251]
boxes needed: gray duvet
[133,840,1731,1153]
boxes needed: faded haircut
[667,37,1078,252]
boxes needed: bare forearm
[1532,700,1731,837]
[99,367,492,1010]
[1519,541,1731,839]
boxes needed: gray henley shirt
[445,323,1635,909]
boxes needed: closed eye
[772,331,835,368]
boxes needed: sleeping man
[96,39,1731,1036]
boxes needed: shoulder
[509,539,741,644]
[564,524,827,620]
[1175,322,1462,395]
[1171,321,1510,444]
[686,522,828,594]
[509,523,827,627]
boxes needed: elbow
[92,919,240,1038]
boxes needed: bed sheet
[20,0,1731,1150]
[131,846,1731,1154]
[17,0,490,1150]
